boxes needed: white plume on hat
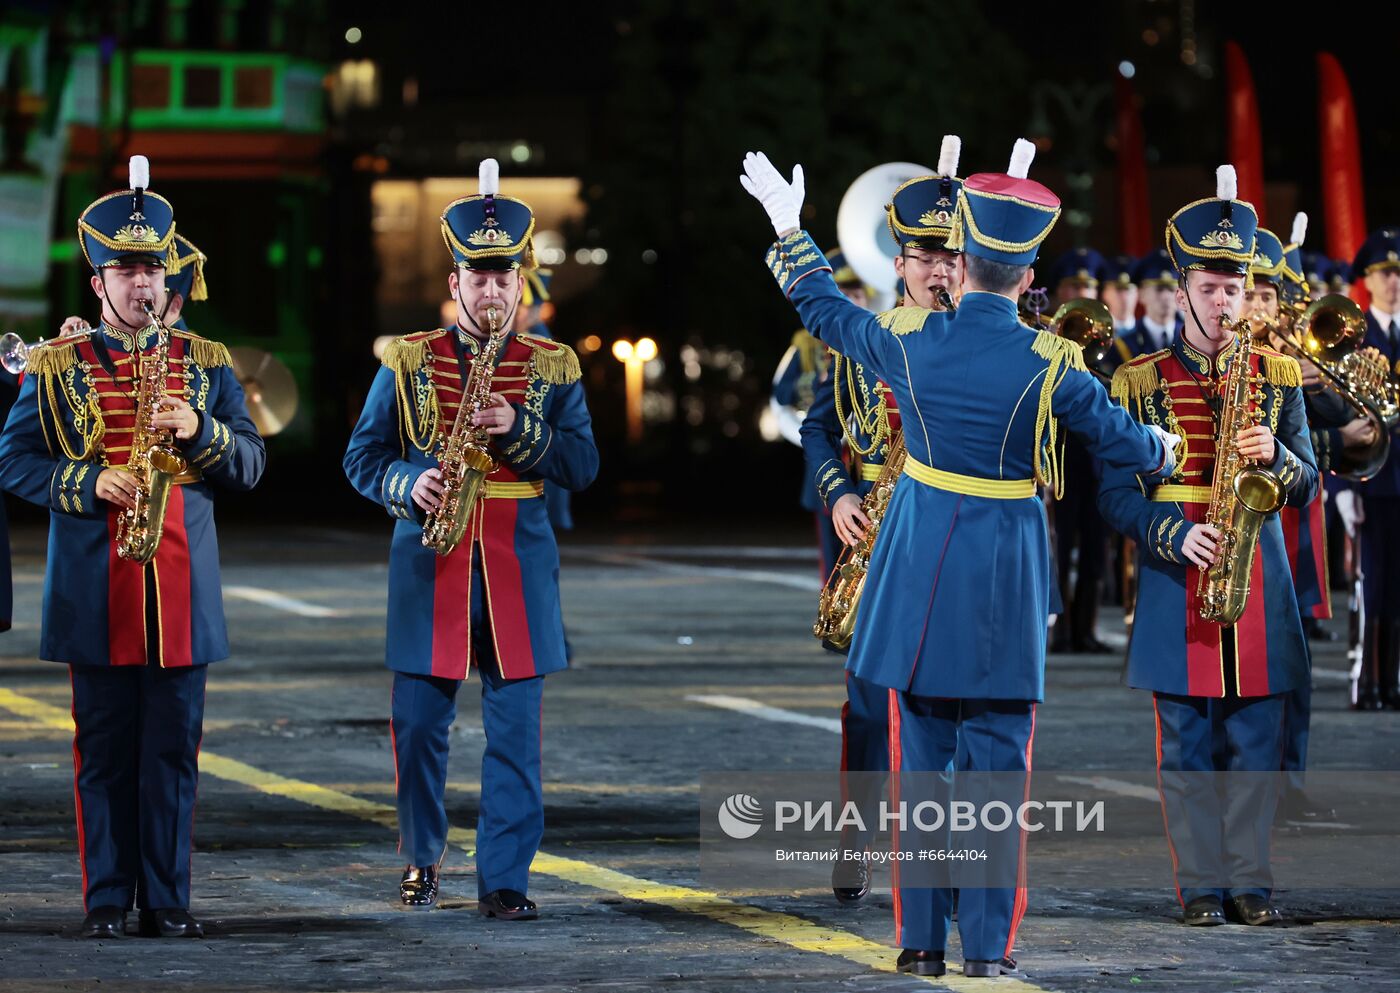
[1290,212,1308,247]
[479,158,499,197]
[937,135,962,178]
[129,155,150,191]
[1007,139,1035,180]
[1216,164,1237,201]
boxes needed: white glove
[740,152,805,236]
[1335,488,1363,536]
[1146,425,1181,475]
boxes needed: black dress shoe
[1226,894,1282,926]
[895,949,945,976]
[137,908,204,938]
[964,957,1018,977]
[81,906,126,939]
[1182,895,1226,926]
[399,865,438,909]
[478,888,538,920]
[832,857,871,904]
[1276,793,1337,824]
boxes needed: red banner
[1115,74,1152,257]
[1317,52,1368,301]
[1225,42,1266,224]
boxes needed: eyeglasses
[905,255,958,274]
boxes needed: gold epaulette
[380,329,446,376]
[24,329,92,377]
[1110,348,1170,404]
[516,333,582,385]
[1254,345,1303,388]
[875,307,934,336]
[1031,329,1088,372]
[171,328,232,369]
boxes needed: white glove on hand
[1146,425,1181,475]
[740,152,805,237]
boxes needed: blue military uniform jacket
[771,233,1167,701]
[343,327,598,682]
[1100,338,1318,697]
[800,354,899,512]
[0,324,265,667]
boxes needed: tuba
[1196,318,1286,624]
[116,303,189,565]
[836,161,932,309]
[421,305,506,556]
[1266,294,1395,481]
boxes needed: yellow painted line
[0,686,1043,991]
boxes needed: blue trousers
[839,673,889,852]
[1281,640,1311,792]
[889,694,1034,962]
[1153,692,1284,905]
[390,663,544,897]
[69,662,207,912]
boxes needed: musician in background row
[1348,229,1400,709]
[743,140,1175,979]
[773,251,865,579]
[1247,217,1364,820]
[0,158,264,940]
[1103,255,1139,335]
[1101,167,1317,928]
[344,160,597,919]
[800,135,965,905]
[1115,250,1184,360]
[1044,247,1114,653]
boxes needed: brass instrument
[0,332,37,374]
[1196,318,1286,624]
[814,433,907,651]
[1050,297,1115,370]
[422,305,506,556]
[1264,293,1395,481]
[116,303,190,565]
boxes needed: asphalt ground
[0,521,1396,992]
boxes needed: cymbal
[229,346,298,437]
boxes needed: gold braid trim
[1260,351,1302,388]
[1030,330,1087,372]
[875,307,932,336]
[1029,332,1086,498]
[1110,352,1168,404]
[517,335,582,385]
[381,336,432,376]
[26,342,79,377]
[174,332,231,369]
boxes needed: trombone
[1256,294,1396,481]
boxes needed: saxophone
[421,305,505,556]
[116,303,189,564]
[814,432,907,651]
[812,290,953,651]
[1195,317,1286,624]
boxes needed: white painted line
[224,586,345,618]
[687,694,842,733]
[1056,775,1160,803]
[573,551,823,592]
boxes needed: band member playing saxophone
[0,157,264,939]
[1100,167,1318,928]
[803,136,964,905]
[343,160,597,918]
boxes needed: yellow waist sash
[859,462,885,482]
[903,457,1035,499]
[484,480,545,499]
[1150,484,1213,503]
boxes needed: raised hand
[739,152,805,237]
